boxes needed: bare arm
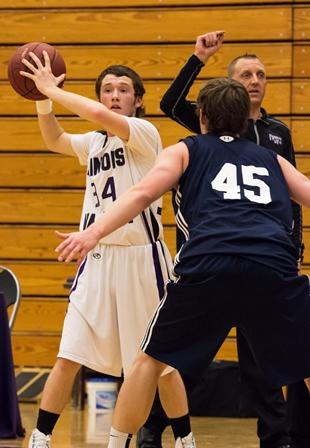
[21,51,130,140]
[278,155,310,207]
[37,112,75,156]
[55,142,189,264]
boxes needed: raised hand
[194,30,225,64]
[20,50,66,96]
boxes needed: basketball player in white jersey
[21,52,195,448]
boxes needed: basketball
[7,42,66,101]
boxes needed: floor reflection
[0,402,259,448]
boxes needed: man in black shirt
[137,31,305,448]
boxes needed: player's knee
[159,369,178,386]
[132,350,165,376]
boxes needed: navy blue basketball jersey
[174,133,298,276]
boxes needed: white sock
[107,427,132,448]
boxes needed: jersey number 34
[211,162,272,204]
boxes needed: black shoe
[136,426,163,448]
[278,444,295,448]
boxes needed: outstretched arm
[278,155,310,208]
[20,50,131,140]
[55,142,189,264]
[160,30,224,133]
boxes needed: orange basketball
[8,42,66,100]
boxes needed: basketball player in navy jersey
[20,52,195,448]
[55,78,310,448]
[154,30,304,448]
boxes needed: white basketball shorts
[58,241,173,377]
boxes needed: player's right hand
[55,227,100,265]
[194,30,225,63]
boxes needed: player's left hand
[55,228,99,265]
[20,50,65,96]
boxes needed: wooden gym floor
[0,403,259,448]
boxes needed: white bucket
[86,378,118,412]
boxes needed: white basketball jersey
[71,116,164,245]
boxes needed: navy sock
[36,408,60,435]
[170,413,191,439]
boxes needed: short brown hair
[197,78,250,136]
[227,54,262,78]
[95,65,146,117]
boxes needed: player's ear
[199,109,208,134]
[134,96,143,108]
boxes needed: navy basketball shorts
[141,255,310,387]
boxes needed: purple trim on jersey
[141,210,154,243]
[70,256,87,295]
[141,210,165,299]
[149,208,160,241]
[152,243,165,300]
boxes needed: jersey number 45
[211,162,272,204]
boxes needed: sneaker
[136,426,163,447]
[28,429,51,448]
[175,432,196,448]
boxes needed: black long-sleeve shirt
[160,54,303,261]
